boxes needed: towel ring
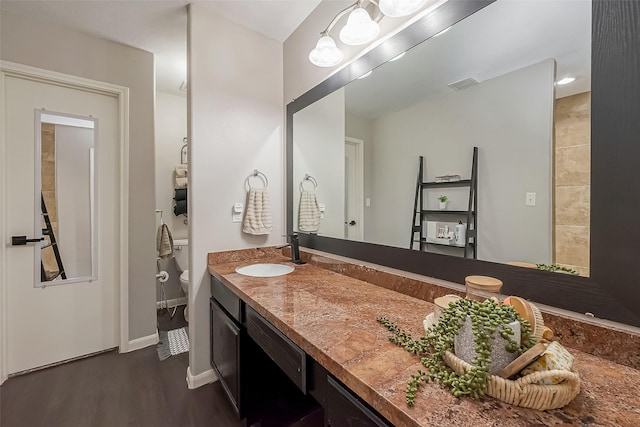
[299,174,318,192]
[245,169,268,190]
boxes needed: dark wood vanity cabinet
[210,298,243,417]
[210,275,390,427]
[325,376,390,427]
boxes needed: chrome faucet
[277,234,305,264]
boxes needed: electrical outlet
[366,198,371,207]
[525,192,536,206]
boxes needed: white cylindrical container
[455,221,466,245]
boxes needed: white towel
[242,188,273,235]
[298,190,321,232]
[174,165,188,188]
[156,223,174,259]
[175,165,188,178]
[175,177,188,189]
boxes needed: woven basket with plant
[377,298,580,410]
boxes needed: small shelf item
[410,147,478,259]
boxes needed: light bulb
[379,0,428,18]
[309,35,344,67]
[556,77,576,85]
[339,8,380,46]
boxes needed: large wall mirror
[287,0,640,327]
[36,110,97,286]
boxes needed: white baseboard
[156,297,187,310]
[123,331,159,353]
[186,366,217,389]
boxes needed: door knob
[348,220,356,226]
[11,235,44,246]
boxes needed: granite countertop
[208,253,640,427]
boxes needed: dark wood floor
[1,307,243,427]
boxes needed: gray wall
[345,114,374,241]
[155,91,188,303]
[1,10,157,341]
[367,59,555,263]
[188,4,285,377]
[55,125,93,278]
[293,88,345,237]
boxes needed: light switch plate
[232,214,242,223]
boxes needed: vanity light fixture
[309,35,344,67]
[340,6,380,46]
[379,0,428,18]
[357,70,373,79]
[556,77,576,85]
[309,0,436,68]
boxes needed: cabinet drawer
[326,376,389,427]
[245,306,307,394]
[211,275,242,323]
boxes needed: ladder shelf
[410,147,478,259]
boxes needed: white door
[3,74,119,375]
[344,138,364,241]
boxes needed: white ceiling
[0,0,321,96]
[346,0,591,119]
[345,0,592,119]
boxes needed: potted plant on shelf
[438,195,448,210]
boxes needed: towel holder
[155,209,164,224]
[300,174,318,192]
[180,137,188,165]
[245,169,268,190]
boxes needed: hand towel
[173,200,187,216]
[175,177,188,189]
[175,165,188,178]
[174,165,188,188]
[174,188,187,201]
[298,190,321,232]
[156,223,174,259]
[242,187,273,235]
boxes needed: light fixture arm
[320,1,359,36]
[367,0,385,22]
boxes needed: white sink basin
[235,263,294,277]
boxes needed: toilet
[173,239,189,321]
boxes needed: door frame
[345,137,364,241]
[0,60,130,384]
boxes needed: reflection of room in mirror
[39,113,96,283]
[293,0,591,275]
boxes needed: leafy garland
[536,263,578,275]
[377,298,536,407]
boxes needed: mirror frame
[286,0,640,327]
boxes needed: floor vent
[448,77,480,91]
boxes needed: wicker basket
[443,350,580,410]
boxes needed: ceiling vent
[448,77,480,91]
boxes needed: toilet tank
[173,239,189,272]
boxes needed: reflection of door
[345,137,364,240]
[2,70,119,375]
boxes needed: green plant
[536,263,578,275]
[438,195,448,203]
[377,298,535,407]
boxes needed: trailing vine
[377,298,535,407]
[536,263,578,275]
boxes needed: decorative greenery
[536,263,578,275]
[377,298,535,407]
[438,195,448,202]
